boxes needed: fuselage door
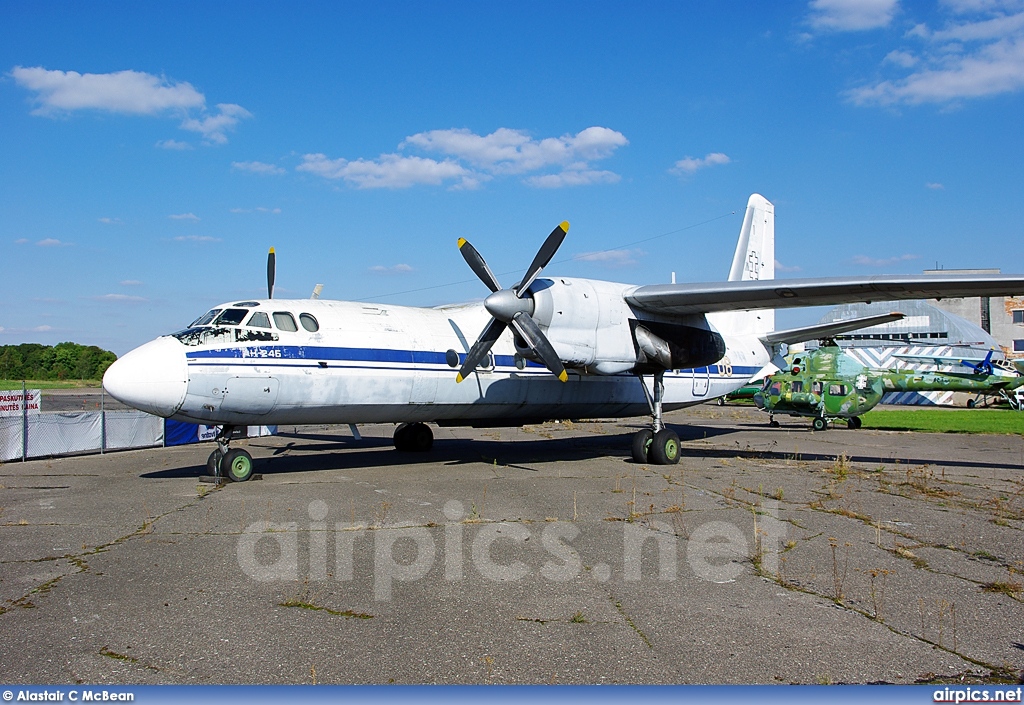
[221,376,280,415]
[692,366,710,396]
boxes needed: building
[923,268,1024,360]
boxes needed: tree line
[0,343,117,381]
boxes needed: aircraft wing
[760,312,905,346]
[625,274,1024,316]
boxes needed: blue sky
[2,0,1023,355]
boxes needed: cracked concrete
[1,405,1022,684]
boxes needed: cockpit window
[299,313,319,332]
[190,309,222,327]
[213,308,250,326]
[273,312,298,332]
[247,311,271,328]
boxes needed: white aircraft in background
[103,194,1024,481]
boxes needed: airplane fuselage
[104,277,769,428]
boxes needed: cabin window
[828,384,847,396]
[190,309,221,327]
[812,381,823,395]
[1013,310,1024,324]
[791,381,804,393]
[299,313,320,332]
[247,311,271,328]
[214,308,250,326]
[273,312,298,332]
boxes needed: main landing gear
[206,425,254,482]
[394,422,433,452]
[631,370,680,465]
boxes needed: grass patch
[278,600,373,619]
[0,379,101,390]
[860,408,1024,435]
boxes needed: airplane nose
[103,336,188,417]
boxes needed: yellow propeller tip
[560,221,570,232]
[558,370,568,383]
[457,238,467,248]
[269,247,275,254]
[455,374,464,383]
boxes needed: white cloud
[298,153,472,189]
[156,139,192,150]
[670,152,732,175]
[852,253,920,266]
[232,161,285,175]
[230,206,282,214]
[11,66,250,143]
[846,6,1024,105]
[168,212,200,222]
[574,249,644,268]
[98,217,122,225]
[173,235,221,243]
[14,238,29,245]
[300,125,628,190]
[119,280,142,286]
[775,259,803,272]
[926,181,945,189]
[369,263,415,274]
[90,294,147,302]
[808,0,900,31]
[180,103,252,144]
[36,238,68,247]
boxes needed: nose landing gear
[205,425,256,482]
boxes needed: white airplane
[102,194,1024,481]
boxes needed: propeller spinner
[455,222,570,384]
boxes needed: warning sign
[0,389,41,416]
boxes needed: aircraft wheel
[847,416,862,430]
[408,423,433,452]
[393,424,411,451]
[812,417,827,432]
[631,429,653,463]
[717,397,726,406]
[222,449,254,482]
[966,399,976,409]
[206,449,222,475]
[769,419,780,428]
[649,429,680,465]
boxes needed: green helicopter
[753,342,1024,430]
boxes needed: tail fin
[728,194,774,283]
[712,194,775,338]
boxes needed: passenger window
[273,312,298,332]
[299,313,319,332]
[213,308,249,326]
[791,381,803,393]
[247,312,271,328]
[828,384,847,396]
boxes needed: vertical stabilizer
[712,194,775,338]
[728,194,774,283]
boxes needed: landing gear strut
[631,370,680,465]
[206,426,255,482]
[394,422,433,452]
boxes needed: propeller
[267,247,276,299]
[962,350,994,376]
[455,222,570,384]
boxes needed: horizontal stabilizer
[627,274,1024,316]
[761,312,905,346]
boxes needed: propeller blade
[510,312,568,382]
[456,317,507,383]
[267,247,276,299]
[458,238,502,293]
[515,221,569,296]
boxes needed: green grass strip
[861,408,1024,435]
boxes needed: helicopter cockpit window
[247,311,271,328]
[828,384,847,396]
[213,308,250,326]
[273,312,298,332]
[791,381,804,393]
[190,309,222,327]
[299,313,319,332]
[769,382,781,396]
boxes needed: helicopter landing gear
[769,414,780,428]
[846,416,862,430]
[632,370,680,465]
[812,416,827,432]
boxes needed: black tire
[393,423,411,451]
[408,423,433,452]
[847,416,862,430]
[769,417,780,428]
[221,449,254,482]
[812,417,827,432]
[649,429,681,465]
[206,450,222,476]
[717,397,726,406]
[966,399,976,409]
[631,429,653,464]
